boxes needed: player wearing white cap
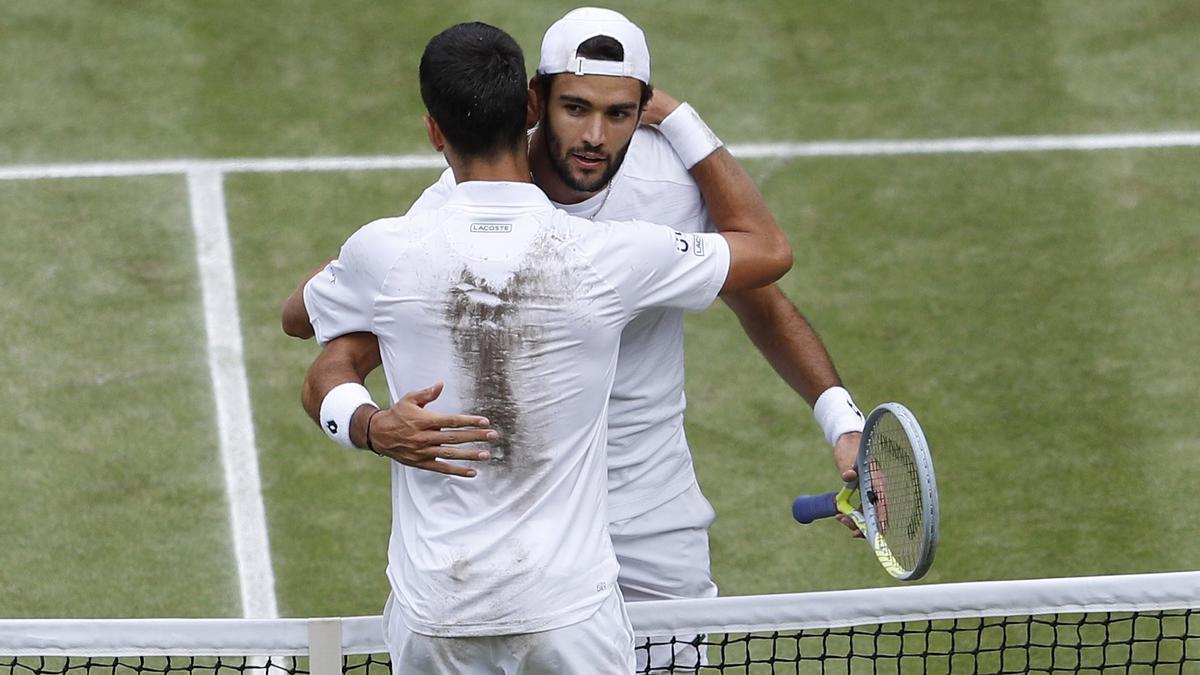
[283,7,865,671]
[303,21,790,673]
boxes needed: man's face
[541,74,642,194]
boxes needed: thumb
[409,381,444,407]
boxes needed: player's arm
[300,332,494,478]
[723,287,861,479]
[691,147,792,291]
[651,89,863,517]
[281,259,332,339]
[649,90,790,292]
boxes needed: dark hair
[419,22,529,158]
[534,35,654,108]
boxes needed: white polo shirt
[410,127,716,521]
[304,181,729,636]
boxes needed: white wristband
[657,102,723,170]
[319,383,377,449]
[813,386,865,447]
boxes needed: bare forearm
[690,149,778,239]
[299,334,492,475]
[690,148,792,289]
[726,285,862,482]
[723,285,842,407]
[300,333,382,427]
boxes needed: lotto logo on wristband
[326,420,338,434]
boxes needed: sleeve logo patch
[471,222,513,234]
[692,234,706,256]
[674,231,690,253]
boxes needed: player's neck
[447,145,532,185]
[528,127,603,205]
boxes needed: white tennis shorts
[609,481,718,672]
[385,588,634,674]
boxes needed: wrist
[657,102,723,170]
[319,382,377,449]
[352,405,383,453]
[813,386,865,447]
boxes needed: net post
[308,618,344,675]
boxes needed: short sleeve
[597,222,730,317]
[303,221,392,346]
[406,168,455,214]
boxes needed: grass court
[1,1,1198,621]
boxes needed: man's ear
[526,82,541,130]
[424,115,445,152]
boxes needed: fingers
[406,381,445,407]
[835,514,866,539]
[406,458,480,479]
[425,413,491,429]
[418,445,492,463]
[841,467,858,483]
[378,445,493,478]
[376,444,491,464]
[426,428,499,446]
[400,384,490,429]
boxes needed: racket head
[857,402,939,580]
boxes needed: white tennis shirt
[304,181,729,636]
[411,127,716,522]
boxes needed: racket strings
[866,414,925,572]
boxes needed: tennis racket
[791,402,939,581]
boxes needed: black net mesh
[3,609,1197,674]
[635,609,1200,674]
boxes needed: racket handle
[792,491,839,524]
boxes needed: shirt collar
[444,181,553,209]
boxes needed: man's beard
[543,114,633,194]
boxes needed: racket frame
[858,402,939,581]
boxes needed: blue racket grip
[792,491,839,524]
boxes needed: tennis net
[1,571,1196,674]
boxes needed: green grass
[226,170,444,617]
[0,178,236,617]
[0,0,1198,623]
[695,150,1200,594]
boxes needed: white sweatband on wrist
[657,102,724,170]
[813,386,865,447]
[319,382,377,449]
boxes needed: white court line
[2,130,1200,181]
[729,130,1200,157]
[187,169,279,620]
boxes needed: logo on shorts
[471,222,513,234]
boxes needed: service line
[3,131,1200,181]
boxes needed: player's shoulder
[344,214,431,251]
[407,168,455,214]
[351,215,406,239]
[620,126,695,187]
[562,213,673,254]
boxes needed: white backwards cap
[538,7,651,84]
